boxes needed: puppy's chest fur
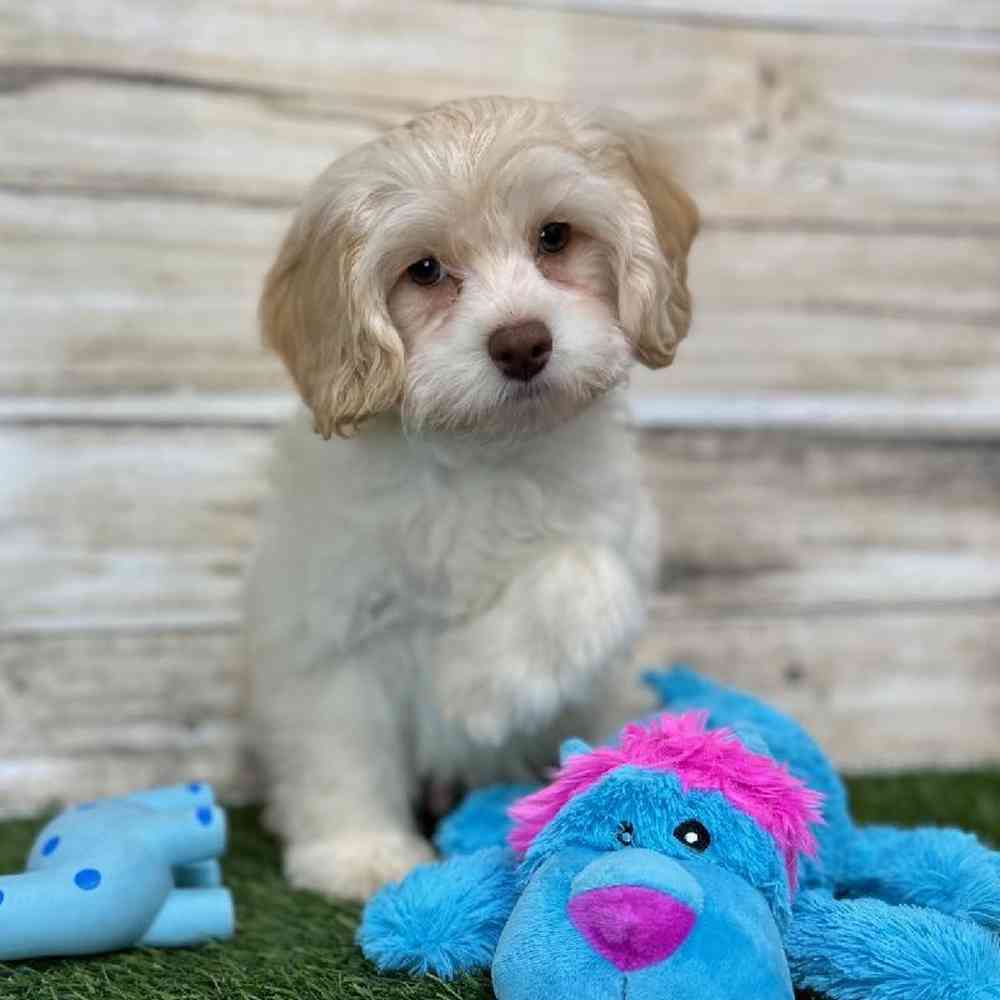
[251,395,656,782]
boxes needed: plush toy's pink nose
[567,885,697,972]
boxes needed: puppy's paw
[454,673,563,747]
[285,831,436,901]
[437,651,570,748]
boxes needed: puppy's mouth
[501,378,551,402]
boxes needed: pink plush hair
[508,711,823,889]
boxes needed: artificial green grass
[0,771,998,1000]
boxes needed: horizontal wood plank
[643,429,1000,615]
[3,424,998,635]
[2,3,999,227]
[633,607,1000,770]
[5,392,1000,441]
[1,605,996,817]
[0,425,266,631]
[0,630,253,818]
[2,0,999,799]
[3,192,998,406]
[494,0,1000,34]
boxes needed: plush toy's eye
[538,221,571,254]
[674,819,711,852]
[615,820,635,847]
[407,256,444,286]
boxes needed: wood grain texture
[0,630,253,818]
[0,426,266,632]
[492,0,1000,33]
[641,430,1000,616]
[2,0,999,800]
[0,606,996,818]
[6,392,1000,442]
[4,192,998,407]
[633,608,1000,770]
[3,2,999,228]
[3,424,997,632]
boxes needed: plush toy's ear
[559,739,593,765]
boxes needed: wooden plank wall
[1,1,998,817]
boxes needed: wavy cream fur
[248,96,698,900]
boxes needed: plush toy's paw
[284,831,435,901]
[789,889,1000,1000]
[844,826,1000,931]
[358,846,518,979]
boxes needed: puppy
[247,96,698,900]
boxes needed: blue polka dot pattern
[189,783,202,794]
[196,807,213,827]
[0,890,5,905]
[74,868,102,891]
[42,836,61,857]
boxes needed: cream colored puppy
[247,96,698,900]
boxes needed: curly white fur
[247,96,698,900]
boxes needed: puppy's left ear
[260,181,406,439]
[600,116,700,368]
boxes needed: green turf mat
[0,771,997,999]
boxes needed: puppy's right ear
[260,202,405,439]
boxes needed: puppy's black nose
[488,321,553,381]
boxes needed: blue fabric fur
[356,846,519,978]
[359,665,1000,999]
[516,765,793,932]
[494,847,792,1000]
[839,824,1000,930]
[649,666,1000,998]
[644,664,852,888]
[360,691,800,998]
[787,889,1000,1000]
[434,785,535,857]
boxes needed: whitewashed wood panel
[4,192,998,403]
[0,605,995,818]
[3,424,998,634]
[5,393,1000,442]
[2,0,998,805]
[3,3,998,228]
[0,630,252,818]
[0,426,265,632]
[641,430,1000,615]
[2,59,999,229]
[498,0,1000,33]
[633,608,1000,770]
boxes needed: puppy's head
[261,97,698,438]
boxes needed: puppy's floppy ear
[260,195,406,439]
[597,114,699,369]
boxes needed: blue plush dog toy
[359,667,1000,1000]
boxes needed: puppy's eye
[538,221,571,255]
[407,256,444,287]
[615,820,635,847]
[673,819,711,853]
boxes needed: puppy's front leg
[433,543,645,746]
[263,659,433,901]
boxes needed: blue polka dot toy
[0,783,235,960]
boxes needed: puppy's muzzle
[488,321,553,382]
